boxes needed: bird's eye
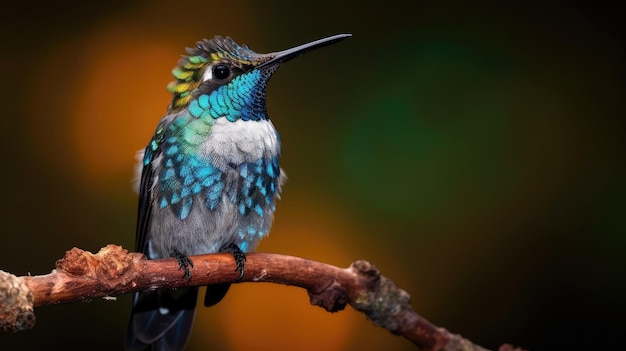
[212,64,230,80]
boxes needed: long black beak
[258,33,352,68]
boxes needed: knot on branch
[0,271,35,332]
[308,280,349,312]
[55,245,144,290]
[349,260,415,334]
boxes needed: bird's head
[166,34,351,121]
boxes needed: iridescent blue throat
[190,70,269,122]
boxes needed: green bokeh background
[1,1,624,350]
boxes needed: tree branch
[0,245,525,351]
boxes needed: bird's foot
[171,248,194,279]
[222,243,246,281]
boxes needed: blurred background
[0,1,624,350]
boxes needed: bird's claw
[224,243,246,281]
[171,248,194,279]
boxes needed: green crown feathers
[167,36,259,109]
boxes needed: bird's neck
[172,70,271,122]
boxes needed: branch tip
[0,270,35,332]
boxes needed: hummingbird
[125,33,351,351]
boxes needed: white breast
[198,118,280,170]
